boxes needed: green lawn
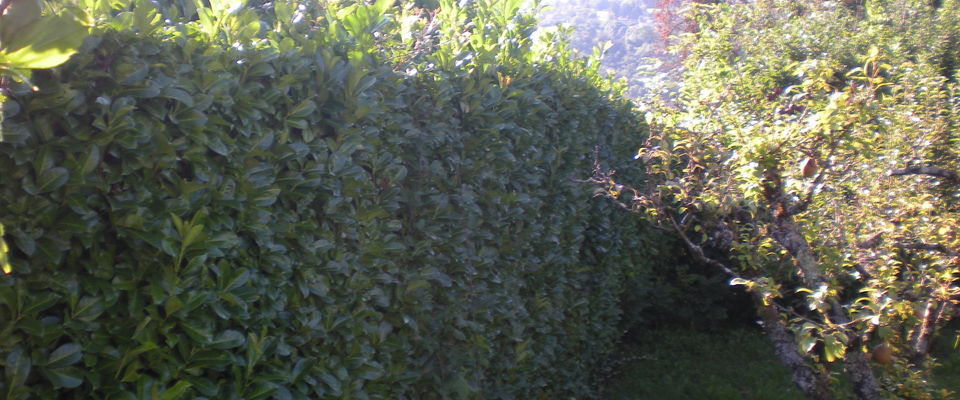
[602,327,960,400]
[601,328,808,400]
[932,331,960,391]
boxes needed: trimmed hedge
[0,1,655,398]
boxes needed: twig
[889,166,959,183]
[896,241,958,257]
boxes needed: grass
[601,327,807,400]
[602,327,960,400]
[931,331,960,391]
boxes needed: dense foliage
[0,0,92,276]
[592,0,960,398]
[0,0,660,398]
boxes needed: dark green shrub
[0,0,661,398]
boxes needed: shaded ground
[603,327,960,399]
[602,328,806,400]
[932,331,960,391]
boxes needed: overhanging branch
[889,166,959,183]
[896,241,959,257]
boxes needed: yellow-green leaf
[2,12,89,69]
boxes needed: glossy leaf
[45,343,82,369]
[2,12,89,69]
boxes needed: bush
[590,0,960,398]
[0,0,663,398]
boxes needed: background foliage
[591,0,960,398]
[0,0,665,398]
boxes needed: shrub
[0,0,660,398]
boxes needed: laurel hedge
[0,1,659,398]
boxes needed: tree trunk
[756,297,834,400]
[770,218,880,400]
[666,215,835,400]
[763,169,881,400]
[845,353,879,400]
[909,299,948,365]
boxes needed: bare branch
[889,166,959,183]
[896,241,959,257]
[856,232,883,249]
[796,142,840,214]
[852,262,874,280]
[666,215,741,278]
[909,299,948,364]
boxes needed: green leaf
[423,269,452,287]
[23,294,59,317]
[405,279,429,294]
[223,269,250,292]
[127,341,159,358]
[36,167,69,193]
[46,343,82,369]
[445,373,474,398]
[161,237,178,257]
[72,296,105,322]
[253,187,280,206]
[159,381,193,400]
[164,296,183,316]
[823,334,845,363]
[4,347,32,388]
[320,372,341,394]
[355,75,378,94]
[12,232,36,256]
[287,100,316,119]
[109,391,138,400]
[132,0,161,35]
[210,330,245,349]
[44,367,84,389]
[81,145,101,175]
[183,224,205,249]
[1,12,89,69]
[171,214,185,235]
[242,382,276,400]
[179,322,212,343]
[161,88,195,107]
[799,335,818,354]
[271,386,293,400]
[185,377,219,396]
[184,255,208,275]
[187,350,231,369]
[117,63,150,86]
[170,108,207,128]
[207,137,229,156]
[0,0,41,42]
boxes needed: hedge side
[0,1,654,398]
